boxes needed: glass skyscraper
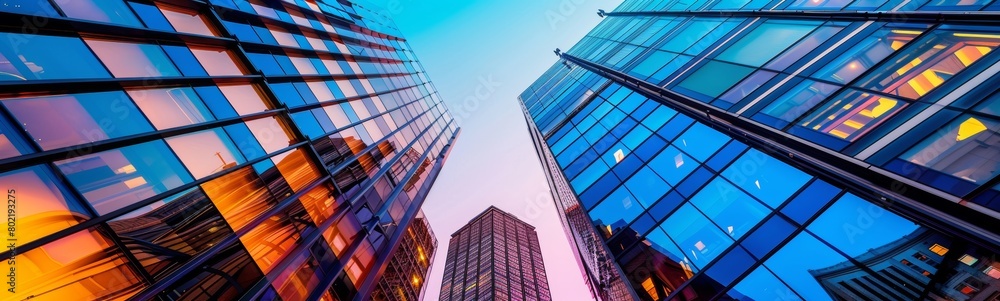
[521,0,1000,300]
[0,0,458,300]
[371,210,437,301]
[439,206,552,301]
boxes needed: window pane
[128,87,215,129]
[808,193,920,257]
[240,203,313,274]
[798,89,907,142]
[190,46,247,76]
[858,27,1000,99]
[272,148,322,192]
[157,3,218,36]
[690,177,769,239]
[676,60,755,99]
[589,186,645,234]
[722,149,811,208]
[55,140,194,215]
[166,128,247,179]
[716,21,818,67]
[201,166,277,231]
[0,33,109,81]
[764,232,849,300]
[675,122,730,162]
[0,165,90,244]
[661,20,723,53]
[813,26,925,84]
[0,0,59,16]
[3,91,154,150]
[56,0,142,27]
[85,38,181,78]
[15,228,146,300]
[246,116,296,153]
[759,80,841,124]
[107,187,234,279]
[897,115,1000,193]
[219,84,271,115]
[661,203,733,268]
[0,116,32,159]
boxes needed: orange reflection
[273,149,322,192]
[299,184,341,226]
[1,167,88,244]
[12,229,144,301]
[245,116,296,153]
[201,166,277,231]
[322,215,361,257]
[166,129,244,179]
[239,204,308,274]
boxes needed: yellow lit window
[929,243,949,256]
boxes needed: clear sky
[357,0,622,299]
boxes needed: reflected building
[0,0,459,300]
[520,0,1000,300]
[371,211,437,301]
[439,206,552,301]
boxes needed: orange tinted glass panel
[299,183,341,226]
[11,228,145,300]
[166,128,247,179]
[0,166,89,244]
[128,87,214,129]
[239,203,310,274]
[272,148,322,192]
[201,166,277,231]
[245,116,295,153]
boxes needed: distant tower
[439,206,553,301]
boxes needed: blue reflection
[722,149,811,208]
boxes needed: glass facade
[439,206,553,301]
[522,2,1000,300]
[0,0,458,300]
[370,211,437,301]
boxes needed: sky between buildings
[358,0,623,299]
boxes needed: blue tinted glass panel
[896,115,1000,195]
[648,146,697,185]
[728,267,801,301]
[590,186,645,232]
[722,149,811,208]
[813,26,925,85]
[716,21,817,67]
[0,33,110,81]
[661,203,733,268]
[0,0,59,16]
[3,91,154,150]
[56,0,142,27]
[624,167,669,208]
[807,193,920,257]
[690,177,770,239]
[676,60,755,99]
[675,123,730,162]
[764,232,850,301]
[55,140,194,215]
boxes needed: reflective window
[240,203,313,274]
[858,28,1000,99]
[157,242,264,300]
[0,0,59,16]
[15,228,145,300]
[201,166,277,231]
[157,3,219,36]
[166,128,247,179]
[661,203,733,268]
[895,115,1000,195]
[675,123,729,162]
[661,20,723,53]
[590,185,645,233]
[107,187,234,279]
[0,165,90,244]
[55,140,193,215]
[717,70,778,106]
[728,266,801,300]
[246,116,296,153]
[758,79,841,124]
[219,84,270,115]
[272,148,322,192]
[689,177,769,239]
[716,21,818,67]
[299,183,341,226]
[85,38,181,78]
[3,91,154,150]
[323,214,362,257]
[813,26,925,84]
[763,232,850,300]
[56,0,142,27]
[0,116,31,159]
[190,46,247,76]
[128,87,215,129]
[722,149,811,208]
[0,33,110,81]
[798,90,907,142]
[808,193,920,257]
[624,166,670,208]
[676,60,755,99]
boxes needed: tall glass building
[0,0,458,300]
[521,0,1000,300]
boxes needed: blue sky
[357,0,622,299]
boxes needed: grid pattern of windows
[371,212,438,301]
[439,207,553,301]
[0,0,458,300]
[521,2,1000,300]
